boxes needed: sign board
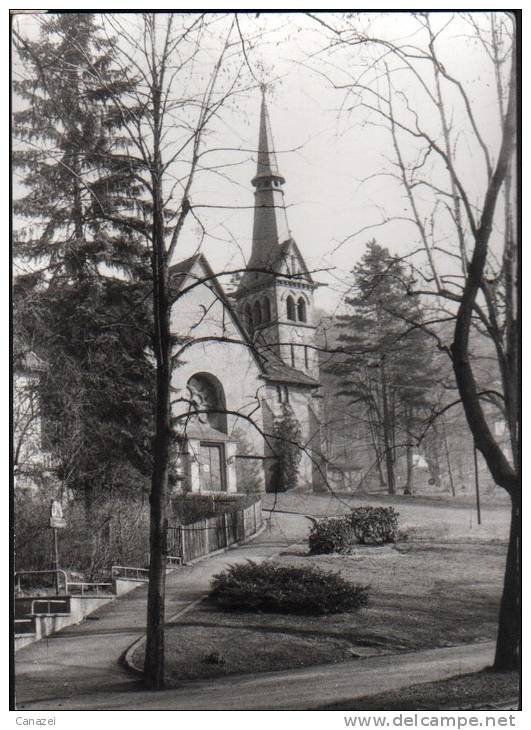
[50,499,66,529]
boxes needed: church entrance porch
[198,442,226,492]
[180,423,237,495]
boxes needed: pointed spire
[243,89,290,277]
[252,86,285,187]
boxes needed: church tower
[235,90,320,380]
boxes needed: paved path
[15,511,497,711]
[18,637,496,711]
[15,528,289,710]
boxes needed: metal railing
[15,618,35,636]
[68,582,113,595]
[16,556,182,599]
[111,565,149,581]
[30,598,70,615]
[15,569,68,595]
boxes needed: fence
[175,498,262,564]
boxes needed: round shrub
[208,561,369,615]
[348,506,399,545]
[308,506,399,554]
[308,515,354,554]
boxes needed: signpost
[50,500,66,595]
[473,448,482,526]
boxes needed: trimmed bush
[209,561,369,615]
[308,506,399,554]
[348,506,399,545]
[308,516,354,555]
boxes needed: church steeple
[248,88,291,271]
[252,89,285,187]
[234,91,319,381]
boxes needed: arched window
[297,297,307,322]
[244,304,253,332]
[186,373,228,433]
[286,295,295,321]
[253,300,262,326]
[262,296,271,323]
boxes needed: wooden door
[198,442,225,492]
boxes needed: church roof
[273,240,314,284]
[262,356,320,388]
[169,253,204,289]
[169,252,319,389]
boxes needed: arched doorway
[185,373,230,493]
[186,372,228,434]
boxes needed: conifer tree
[333,241,437,494]
[271,403,303,492]
[13,14,154,508]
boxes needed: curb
[123,597,206,676]
[122,522,290,677]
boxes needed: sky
[12,10,511,314]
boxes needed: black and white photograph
[11,8,521,718]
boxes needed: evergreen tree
[13,14,154,508]
[271,404,303,492]
[333,241,437,494]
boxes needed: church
[169,92,324,495]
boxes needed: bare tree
[87,12,251,687]
[310,11,519,669]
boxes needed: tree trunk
[442,420,456,497]
[143,147,171,688]
[368,410,386,487]
[380,365,395,494]
[404,440,413,495]
[493,496,520,670]
[143,342,171,690]
[446,43,519,671]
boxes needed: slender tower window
[253,300,262,326]
[297,297,307,322]
[290,344,295,367]
[262,296,271,323]
[304,345,309,369]
[286,296,295,321]
[245,304,253,332]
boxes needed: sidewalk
[15,527,289,709]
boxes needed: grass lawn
[134,493,514,707]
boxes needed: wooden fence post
[223,513,229,547]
